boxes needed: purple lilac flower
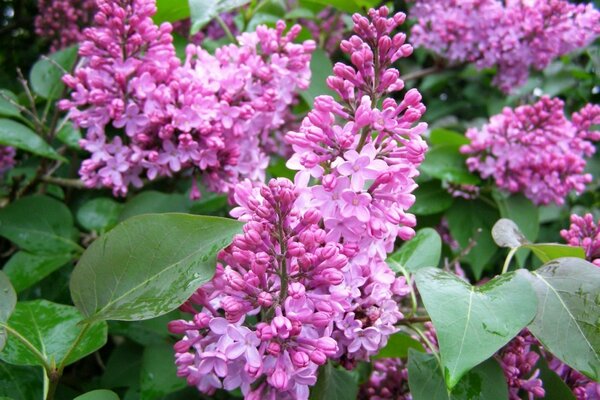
[0,146,16,177]
[35,0,97,51]
[561,214,600,267]
[410,0,600,92]
[60,0,314,197]
[461,97,600,205]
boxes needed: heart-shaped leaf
[0,272,16,351]
[389,228,442,272]
[415,268,537,388]
[524,258,600,381]
[0,300,107,368]
[407,350,509,400]
[70,213,243,322]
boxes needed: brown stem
[402,66,442,81]
[399,316,431,325]
[40,176,87,189]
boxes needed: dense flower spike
[287,6,426,363]
[302,7,347,55]
[548,357,600,399]
[497,331,545,399]
[35,0,97,51]
[461,97,600,205]
[170,178,351,399]
[60,0,314,197]
[0,146,16,176]
[410,0,600,92]
[561,214,600,267]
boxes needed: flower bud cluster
[410,0,600,92]
[561,213,600,267]
[0,146,15,176]
[35,0,97,51]
[170,178,352,399]
[498,330,545,399]
[60,0,314,197]
[461,97,600,205]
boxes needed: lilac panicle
[60,0,314,197]
[35,0,97,51]
[561,213,600,267]
[0,146,16,177]
[461,97,600,205]
[410,0,600,92]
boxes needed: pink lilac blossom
[561,213,600,267]
[60,0,314,197]
[286,6,427,364]
[409,0,600,92]
[0,146,16,176]
[302,7,347,55]
[35,0,97,51]
[170,6,423,398]
[461,97,600,206]
[497,330,545,399]
[548,357,600,400]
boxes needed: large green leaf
[154,0,190,24]
[141,342,186,399]
[407,350,509,400]
[74,390,119,400]
[189,0,251,33]
[300,48,333,107]
[0,272,16,351]
[525,258,600,381]
[101,342,143,389]
[446,200,499,279]
[311,362,358,400]
[0,90,21,118]
[419,145,480,185]
[374,332,425,359]
[70,213,243,321]
[389,228,441,272]
[3,252,72,292]
[119,191,188,221]
[0,195,81,254]
[537,355,576,400]
[0,119,64,161]
[77,198,123,232]
[524,244,585,264]
[0,363,42,400]
[410,181,454,216]
[0,300,107,368]
[29,46,78,99]
[414,268,537,388]
[429,128,470,147]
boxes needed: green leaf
[0,195,81,254]
[0,119,65,161]
[523,244,585,264]
[408,350,509,400]
[525,258,600,381]
[119,191,188,221]
[536,355,576,400]
[189,0,251,33]
[305,0,360,13]
[419,145,480,185]
[56,121,82,149]
[77,198,123,232]
[70,213,243,321]
[429,129,470,147]
[374,332,425,359]
[107,311,179,346]
[29,46,78,100]
[411,181,454,216]
[389,228,442,272]
[141,342,186,399]
[311,362,358,400]
[446,200,499,279]
[0,300,107,368]
[300,48,333,107]
[0,272,17,351]
[414,268,537,388]
[154,0,190,24]
[101,342,143,389]
[3,252,72,292]
[0,363,43,400]
[0,90,21,118]
[74,390,120,400]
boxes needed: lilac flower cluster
[169,7,425,398]
[35,0,97,51]
[302,7,347,55]
[410,0,600,92]
[60,0,314,197]
[359,358,411,400]
[497,330,545,399]
[561,214,600,267]
[0,146,16,176]
[549,357,600,400]
[461,97,600,205]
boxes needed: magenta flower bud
[193,312,211,328]
[269,367,288,390]
[272,315,292,339]
[224,269,245,291]
[290,319,302,336]
[291,350,310,368]
[267,341,281,356]
[257,291,273,307]
[288,282,306,299]
[316,337,338,355]
[312,312,331,328]
[309,349,327,365]
[321,268,344,285]
[287,241,305,257]
[302,208,321,225]
[256,323,274,341]
[168,320,193,334]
